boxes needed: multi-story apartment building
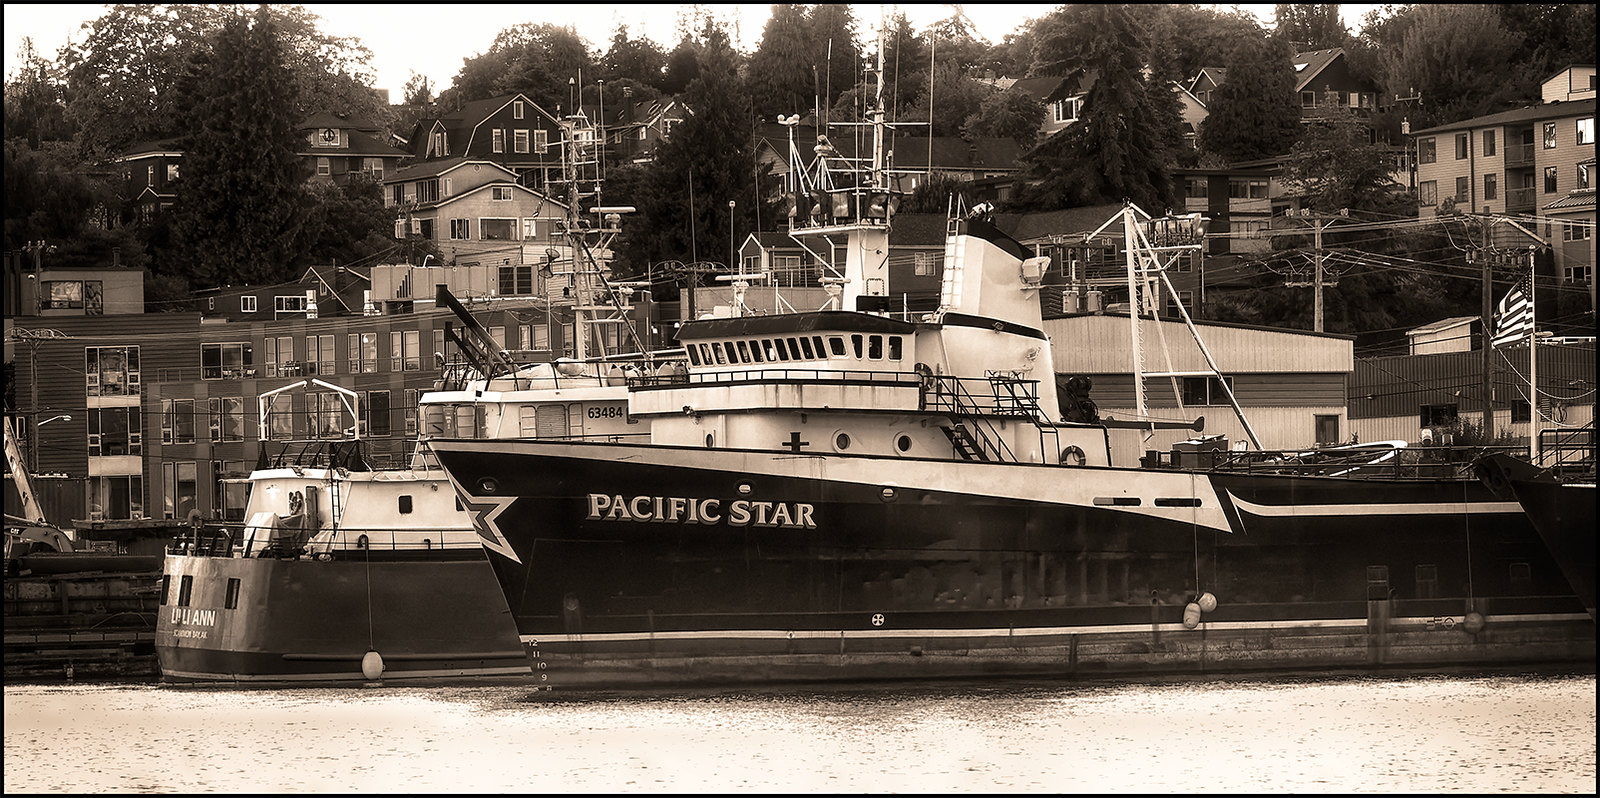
[1412,67,1595,311]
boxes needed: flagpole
[1527,249,1539,464]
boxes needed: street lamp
[32,413,71,473]
[728,200,737,276]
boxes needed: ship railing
[1537,425,1595,479]
[168,524,486,559]
[924,375,1031,463]
[1188,443,1526,479]
[629,367,920,390]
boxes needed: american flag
[1491,269,1534,348]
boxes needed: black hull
[155,550,534,684]
[1475,453,1596,619]
[432,439,1593,688]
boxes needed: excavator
[4,415,77,574]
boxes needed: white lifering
[1061,446,1086,466]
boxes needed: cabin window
[160,574,171,606]
[787,338,804,360]
[767,340,787,361]
[225,578,241,609]
[798,337,815,359]
[747,340,764,362]
[888,336,903,361]
[851,334,864,358]
[686,346,701,366]
[736,341,752,363]
[399,495,413,514]
[178,575,193,607]
[722,342,737,364]
[814,336,829,358]
[867,335,883,360]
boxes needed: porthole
[834,432,852,451]
[737,481,754,496]
[478,477,499,494]
[895,434,913,453]
[705,433,716,448]
[880,486,898,502]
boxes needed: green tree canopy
[169,7,306,288]
[1381,4,1531,127]
[1274,4,1349,49]
[1197,34,1302,162]
[444,23,594,113]
[747,4,816,121]
[1014,4,1183,212]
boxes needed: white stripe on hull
[1226,492,1523,518]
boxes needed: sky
[4,4,1383,101]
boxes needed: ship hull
[432,439,1593,688]
[155,550,532,684]
[1475,453,1596,619]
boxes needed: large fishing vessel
[155,113,682,683]
[428,50,1590,689]
[1475,429,1597,620]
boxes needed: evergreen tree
[806,4,862,110]
[1274,4,1349,49]
[600,24,668,90]
[169,7,306,288]
[1014,5,1182,212]
[1197,35,1302,162]
[4,38,72,148]
[963,87,1045,146]
[747,5,815,121]
[619,21,775,285]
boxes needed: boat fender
[1182,602,1202,629]
[1198,592,1218,613]
[361,650,384,680]
[1463,611,1486,634]
[1061,446,1086,466]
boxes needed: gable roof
[1413,97,1597,135]
[386,156,519,182]
[1291,48,1345,92]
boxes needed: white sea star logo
[457,492,522,564]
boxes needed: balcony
[1506,186,1537,213]
[1505,142,1536,167]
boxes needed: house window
[522,218,542,240]
[265,394,294,440]
[1418,180,1437,206]
[1454,133,1468,160]
[1579,117,1595,145]
[534,130,549,153]
[514,130,529,153]
[1543,122,1557,149]
[1418,138,1436,164]
[307,392,344,438]
[914,251,935,277]
[201,342,253,380]
[86,406,141,457]
[1454,176,1470,202]
[160,399,196,445]
[521,323,549,351]
[319,128,341,146]
[347,332,379,373]
[1165,290,1194,318]
[164,461,198,520]
[1483,174,1497,200]
[317,157,331,176]
[1511,399,1531,424]
[363,158,384,180]
[88,475,143,521]
[1180,376,1234,406]
[1564,220,1592,242]
[416,180,439,204]
[500,265,534,295]
[391,329,420,371]
[404,389,420,436]
[208,396,246,442]
[1419,403,1458,427]
[513,100,525,120]
[1228,179,1267,199]
[481,218,516,240]
[1564,262,1591,283]
[492,186,514,201]
[1482,129,1496,156]
[450,219,470,239]
[275,295,308,315]
[41,280,84,309]
[1544,166,1557,194]
[263,336,295,377]
[1315,414,1340,446]
[306,334,335,375]
[1301,91,1316,108]
[166,164,180,181]
[363,390,391,437]
[1052,97,1080,123]
[242,296,257,312]
[492,129,505,153]
[1579,163,1591,190]
[1185,178,1207,198]
[429,130,447,158]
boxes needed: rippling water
[4,670,1594,793]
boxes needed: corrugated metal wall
[1045,314,1353,374]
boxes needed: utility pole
[1281,209,1345,332]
